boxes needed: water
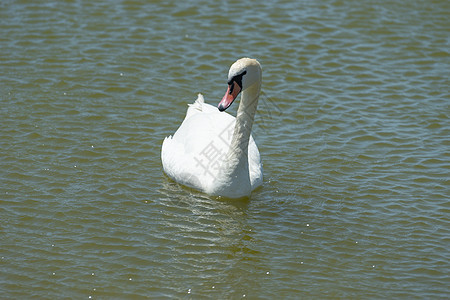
[1,0,449,298]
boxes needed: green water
[1,0,449,298]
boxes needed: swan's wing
[162,94,236,191]
[248,135,263,189]
[162,134,204,189]
[173,101,235,156]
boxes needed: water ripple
[1,0,449,298]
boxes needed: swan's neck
[223,82,261,177]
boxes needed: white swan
[161,58,263,198]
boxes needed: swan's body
[161,58,263,198]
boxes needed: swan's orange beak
[218,81,241,112]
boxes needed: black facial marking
[227,70,247,92]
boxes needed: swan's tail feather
[188,93,204,108]
[186,93,205,117]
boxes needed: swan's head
[218,58,262,112]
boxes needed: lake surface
[1,0,449,298]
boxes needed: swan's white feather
[162,93,262,197]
